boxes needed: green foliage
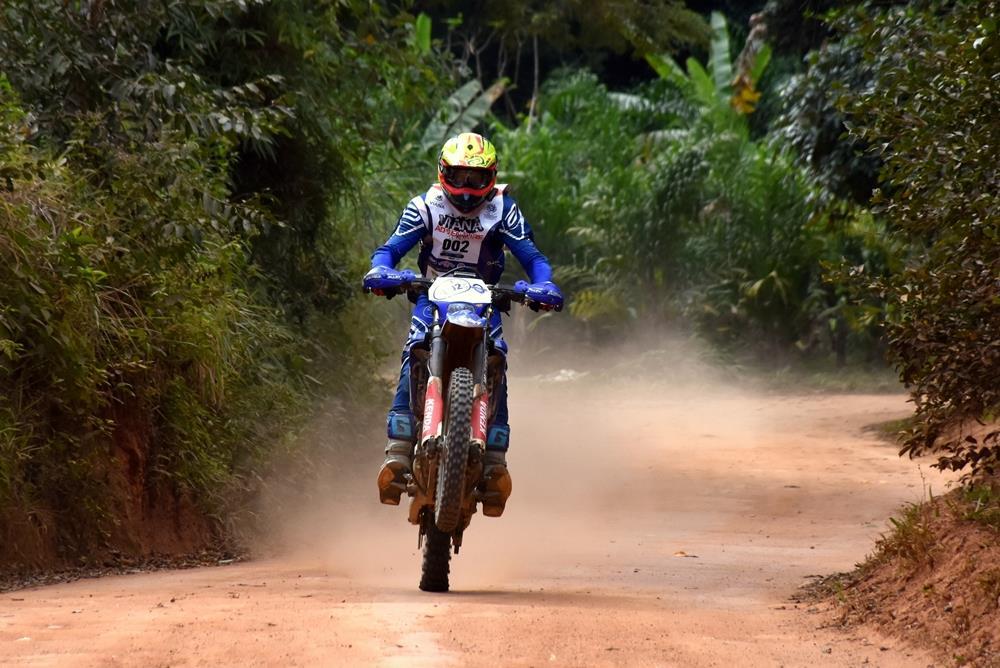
[432,0,709,64]
[0,82,304,533]
[422,78,507,152]
[203,1,447,318]
[837,2,1000,477]
[959,483,1000,532]
[0,1,444,557]
[676,141,819,352]
[498,13,861,360]
[3,0,994,563]
[495,71,653,326]
[709,12,733,93]
[415,13,433,54]
[870,499,938,568]
[772,40,880,205]
[648,13,770,130]
[758,0,839,57]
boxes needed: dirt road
[1,377,947,666]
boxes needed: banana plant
[644,11,770,136]
[421,78,507,152]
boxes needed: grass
[869,496,938,568]
[865,415,917,446]
[958,483,1000,531]
[756,362,903,394]
[818,478,1000,665]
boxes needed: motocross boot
[377,439,413,505]
[481,449,513,517]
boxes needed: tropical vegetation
[0,0,996,567]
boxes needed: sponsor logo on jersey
[437,214,484,234]
[436,213,486,242]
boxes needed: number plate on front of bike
[428,277,491,305]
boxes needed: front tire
[419,522,451,592]
[434,367,473,533]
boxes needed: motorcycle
[365,269,561,592]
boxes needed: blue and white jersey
[371,184,552,284]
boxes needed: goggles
[442,166,494,190]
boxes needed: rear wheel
[434,367,473,533]
[419,521,451,592]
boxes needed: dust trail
[254,396,420,588]
[256,332,769,589]
[445,370,767,588]
[3,335,950,667]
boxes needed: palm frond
[708,12,732,94]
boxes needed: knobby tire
[434,367,472,533]
[419,522,451,592]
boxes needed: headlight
[445,302,487,328]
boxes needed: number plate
[428,277,492,305]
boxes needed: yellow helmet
[438,133,498,211]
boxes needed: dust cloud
[254,329,777,590]
[2,329,941,667]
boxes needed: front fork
[408,314,494,550]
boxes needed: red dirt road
[1,380,947,666]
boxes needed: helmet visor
[441,166,494,190]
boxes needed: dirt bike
[366,269,560,592]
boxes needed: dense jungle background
[0,0,996,575]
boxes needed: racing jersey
[370,184,552,284]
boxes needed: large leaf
[420,79,506,152]
[708,12,732,94]
[685,57,716,109]
[608,92,655,112]
[414,13,431,54]
[644,52,689,89]
[640,128,692,146]
[749,43,772,86]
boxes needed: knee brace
[387,411,417,442]
[486,424,510,451]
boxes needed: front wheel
[419,522,451,592]
[434,366,473,533]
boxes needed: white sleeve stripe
[393,197,432,236]
[411,195,432,230]
[502,204,529,240]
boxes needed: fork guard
[419,376,445,446]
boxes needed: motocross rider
[363,132,563,517]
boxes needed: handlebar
[363,277,563,312]
[491,283,565,312]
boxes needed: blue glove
[514,280,563,311]
[364,266,415,296]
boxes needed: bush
[839,2,1000,477]
[0,1,444,560]
[495,14,853,361]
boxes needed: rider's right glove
[363,266,415,298]
[514,280,564,312]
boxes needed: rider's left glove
[363,266,415,298]
[514,280,564,312]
